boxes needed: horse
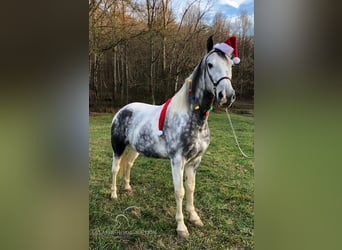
[110,36,236,238]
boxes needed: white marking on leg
[171,156,189,237]
[124,149,139,191]
[111,154,120,199]
[185,163,203,226]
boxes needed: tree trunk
[120,47,125,105]
[161,0,169,73]
[150,35,156,104]
[147,0,156,104]
[125,40,129,104]
[113,46,117,106]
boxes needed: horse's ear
[207,35,214,52]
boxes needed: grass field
[89,110,254,249]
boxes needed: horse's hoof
[191,219,204,227]
[124,186,133,193]
[110,193,118,200]
[177,230,189,238]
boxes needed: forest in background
[89,0,254,111]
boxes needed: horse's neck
[169,78,211,124]
[168,80,190,116]
[169,58,213,120]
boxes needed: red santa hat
[213,36,240,64]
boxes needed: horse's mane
[190,59,204,95]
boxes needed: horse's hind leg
[111,153,124,200]
[123,148,139,192]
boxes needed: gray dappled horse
[110,36,237,238]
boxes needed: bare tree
[89,0,254,111]
[146,0,158,104]
[210,11,231,41]
[161,0,170,72]
[233,11,253,99]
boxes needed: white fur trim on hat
[213,43,234,57]
[155,130,163,136]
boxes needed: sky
[171,0,254,30]
[210,0,254,34]
[218,0,253,9]
[214,0,254,16]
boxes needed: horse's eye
[208,63,213,69]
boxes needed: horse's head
[204,36,238,107]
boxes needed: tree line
[89,0,254,111]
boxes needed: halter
[205,49,232,87]
[187,50,232,115]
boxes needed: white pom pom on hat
[213,36,240,64]
[232,57,240,64]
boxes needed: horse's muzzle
[228,93,236,107]
[218,91,236,107]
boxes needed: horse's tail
[111,108,132,179]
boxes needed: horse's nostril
[232,94,236,102]
[218,91,227,105]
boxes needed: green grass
[89,110,254,249]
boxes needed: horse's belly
[134,142,168,159]
[130,129,169,159]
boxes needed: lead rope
[225,108,253,159]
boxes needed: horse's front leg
[171,156,189,238]
[185,157,203,227]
